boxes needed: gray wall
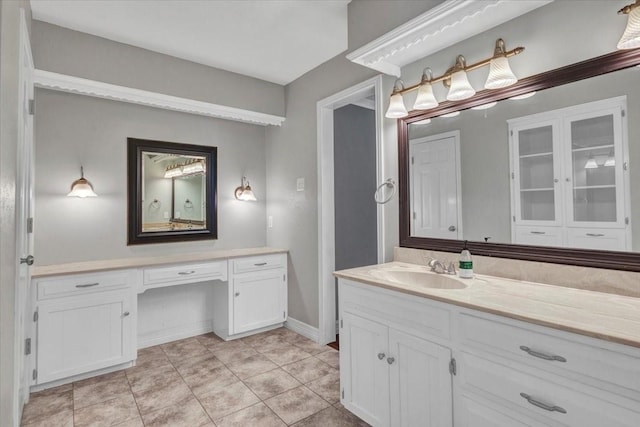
[334,104,377,271]
[32,21,285,117]
[34,90,267,264]
[1,2,32,424]
[265,0,443,326]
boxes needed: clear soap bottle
[459,240,473,279]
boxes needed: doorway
[317,75,386,345]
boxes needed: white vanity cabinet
[212,253,288,339]
[509,96,631,250]
[339,279,454,427]
[32,270,137,385]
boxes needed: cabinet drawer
[143,261,227,287]
[231,253,285,274]
[36,270,132,300]
[459,352,640,427]
[566,227,627,251]
[513,226,563,247]
[459,314,640,393]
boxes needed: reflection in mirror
[406,60,639,256]
[127,138,217,245]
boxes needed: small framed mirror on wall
[127,137,217,245]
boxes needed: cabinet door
[37,290,133,384]
[340,312,390,427]
[232,269,286,334]
[388,329,453,427]
[510,119,563,227]
[563,104,627,230]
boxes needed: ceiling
[30,0,351,85]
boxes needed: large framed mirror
[399,49,640,272]
[127,138,217,245]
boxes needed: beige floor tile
[268,327,302,342]
[127,347,172,374]
[183,365,239,396]
[173,352,223,378]
[211,341,259,364]
[21,407,73,427]
[282,357,337,384]
[132,376,193,414]
[290,336,333,355]
[242,333,289,350]
[305,371,340,404]
[292,405,370,426]
[73,370,126,389]
[226,353,278,379]
[264,386,330,425]
[126,363,181,393]
[74,376,132,410]
[22,387,73,425]
[28,383,72,398]
[199,381,260,420]
[162,338,210,361]
[315,349,340,369]
[141,397,213,427]
[195,332,224,346]
[214,402,286,427]
[244,368,301,400]
[262,345,312,366]
[114,416,145,427]
[74,394,139,427]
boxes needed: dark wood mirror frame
[127,137,217,245]
[398,49,640,272]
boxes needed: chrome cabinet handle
[123,311,130,317]
[178,270,196,275]
[520,393,567,414]
[519,346,566,362]
[530,231,546,235]
[586,233,604,237]
[20,255,35,265]
[254,262,268,266]
[377,353,386,360]
[387,357,395,365]
[76,282,99,288]
[235,292,240,297]
[448,225,456,232]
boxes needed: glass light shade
[67,178,97,198]
[164,166,183,178]
[618,6,640,49]
[440,111,460,118]
[182,161,205,175]
[414,118,432,125]
[413,83,439,110]
[239,186,257,201]
[605,155,616,167]
[446,71,475,101]
[510,91,536,100]
[584,157,599,169]
[471,101,497,110]
[385,93,408,118]
[485,56,518,89]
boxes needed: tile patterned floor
[21,328,369,426]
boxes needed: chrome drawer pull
[519,346,566,362]
[377,353,386,360]
[178,270,196,275]
[254,262,268,266]
[123,311,130,317]
[530,231,546,235]
[520,393,567,414]
[76,282,99,288]
[387,357,395,365]
[586,233,604,237]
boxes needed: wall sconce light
[604,151,616,167]
[584,154,599,169]
[234,176,257,201]
[618,0,640,49]
[67,166,97,198]
[384,38,524,118]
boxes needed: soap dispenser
[459,240,473,279]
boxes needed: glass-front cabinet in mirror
[127,138,217,245]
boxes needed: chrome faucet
[428,258,456,275]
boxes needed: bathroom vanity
[30,248,287,389]
[335,263,640,427]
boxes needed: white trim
[350,98,376,111]
[346,0,552,77]
[284,317,319,343]
[317,75,385,345]
[33,69,286,127]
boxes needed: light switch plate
[296,177,305,192]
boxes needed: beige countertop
[32,247,288,278]
[334,262,640,349]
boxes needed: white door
[232,269,286,334]
[410,132,461,239]
[388,329,453,427]
[340,313,390,427]
[16,8,35,410]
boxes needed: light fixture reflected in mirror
[584,154,599,169]
[510,91,536,100]
[385,79,408,118]
[471,101,497,110]
[235,176,257,201]
[605,151,616,167]
[67,166,97,198]
[618,0,640,49]
[440,111,461,118]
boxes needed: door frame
[317,75,385,344]
[409,130,463,239]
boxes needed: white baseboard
[285,317,319,343]
[138,320,213,349]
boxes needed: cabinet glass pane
[570,115,614,149]
[519,154,554,189]
[518,126,553,155]
[572,147,616,187]
[520,190,555,221]
[573,188,617,222]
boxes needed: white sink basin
[370,269,468,289]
